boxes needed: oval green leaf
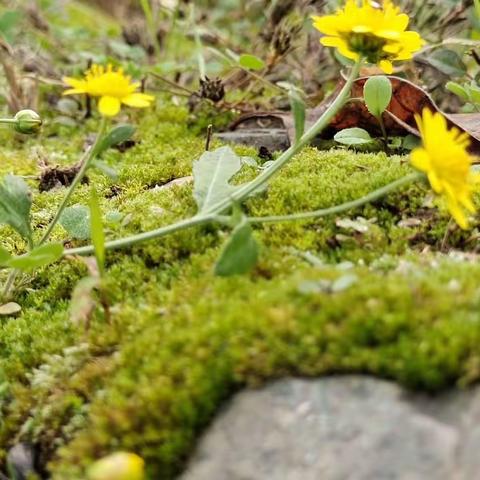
[446,81,469,101]
[238,54,265,71]
[95,124,136,157]
[7,243,63,272]
[215,221,259,276]
[334,128,373,146]
[364,76,392,118]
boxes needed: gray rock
[215,129,290,152]
[180,376,480,480]
[6,443,36,480]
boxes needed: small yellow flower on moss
[411,109,477,229]
[63,64,154,117]
[87,452,145,480]
[312,0,423,74]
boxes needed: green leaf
[364,76,392,118]
[401,134,421,151]
[0,174,32,243]
[427,49,467,77]
[334,128,373,146]
[59,205,91,240]
[469,84,480,104]
[7,243,63,272]
[215,220,259,276]
[193,146,243,212]
[0,11,21,43]
[89,189,106,275]
[475,0,480,20]
[0,246,11,265]
[446,81,469,101]
[238,54,265,71]
[289,88,305,144]
[92,160,119,180]
[95,124,136,157]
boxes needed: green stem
[140,0,161,57]
[0,118,17,125]
[63,173,424,258]
[61,61,363,258]
[191,4,206,80]
[39,118,108,245]
[377,115,390,153]
[64,214,216,256]
[247,173,423,224]
[203,60,363,215]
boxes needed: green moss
[1,103,480,479]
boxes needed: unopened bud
[87,452,145,480]
[13,109,42,134]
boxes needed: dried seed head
[199,77,225,103]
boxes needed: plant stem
[140,0,161,57]
[0,118,17,125]
[203,60,363,215]
[39,117,108,245]
[64,214,216,256]
[247,172,423,224]
[63,173,424,258]
[377,115,390,153]
[1,269,18,302]
[62,60,363,257]
[191,4,206,80]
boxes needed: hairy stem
[39,117,108,245]
[247,173,424,224]
[62,173,423,257]
[62,61,363,257]
[203,60,363,214]
[64,214,217,256]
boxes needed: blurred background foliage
[0,0,478,120]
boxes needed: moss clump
[1,103,480,479]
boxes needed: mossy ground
[1,101,480,479]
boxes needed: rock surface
[215,129,290,152]
[180,376,480,480]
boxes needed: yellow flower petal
[63,88,86,95]
[312,1,423,70]
[410,148,430,171]
[383,43,401,54]
[379,60,394,74]
[62,64,154,116]
[447,200,469,230]
[122,93,155,108]
[427,170,442,194]
[352,25,372,34]
[63,77,87,90]
[98,96,121,117]
[320,36,345,48]
[410,109,477,229]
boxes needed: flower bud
[87,452,145,480]
[13,109,42,134]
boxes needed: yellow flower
[312,0,423,74]
[63,64,154,117]
[411,109,477,229]
[87,452,145,480]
